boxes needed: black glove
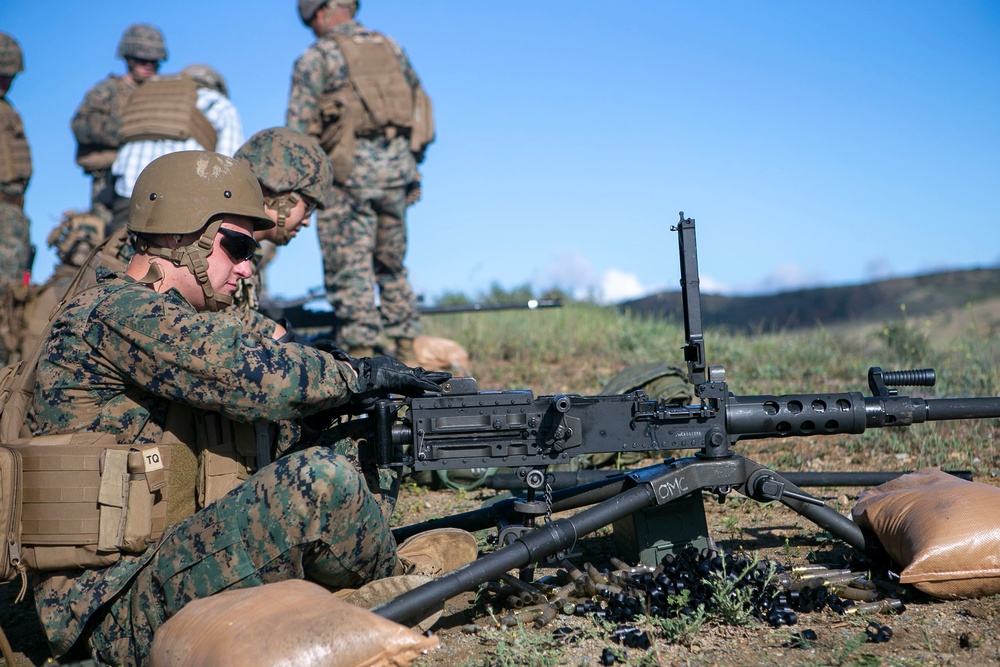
[354,356,451,401]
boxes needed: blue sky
[4,1,999,305]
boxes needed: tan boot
[396,527,478,578]
[342,574,442,632]
[394,337,419,366]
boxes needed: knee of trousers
[261,448,372,526]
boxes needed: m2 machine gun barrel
[370,213,1000,628]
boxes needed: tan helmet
[0,33,24,77]
[47,211,106,268]
[116,24,167,62]
[130,151,274,235]
[129,151,273,312]
[181,64,228,97]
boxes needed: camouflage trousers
[0,201,31,284]
[318,184,423,349]
[89,169,114,228]
[0,201,31,366]
[84,446,399,666]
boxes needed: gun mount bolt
[710,432,725,447]
[493,419,503,429]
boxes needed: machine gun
[260,289,561,331]
[365,214,1000,627]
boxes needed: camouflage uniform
[72,24,165,226]
[71,75,137,226]
[29,271,399,665]
[232,127,334,314]
[287,19,424,351]
[0,33,32,365]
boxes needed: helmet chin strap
[135,219,233,311]
[263,193,301,246]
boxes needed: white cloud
[598,269,647,304]
[533,250,598,296]
[864,258,895,282]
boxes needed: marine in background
[287,0,435,363]
[71,23,166,227]
[107,63,244,234]
[11,211,105,362]
[0,32,32,366]
[232,127,333,314]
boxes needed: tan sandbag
[150,579,439,667]
[852,468,1000,599]
[413,334,470,375]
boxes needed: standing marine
[70,24,167,226]
[0,32,32,366]
[287,0,435,362]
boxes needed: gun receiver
[369,213,1000,628]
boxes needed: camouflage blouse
[29,270,362,655]
[286,20,419,189]
[31,271,360,441]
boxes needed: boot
[396,527,478,578]
[341,574,443,632]
[394,337,419,366]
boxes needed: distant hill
[619,268,1000,333]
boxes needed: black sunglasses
[218,228,259,262]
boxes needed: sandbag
[150,579,439,667]
[852,467,1000,599]
[413,334,469,375]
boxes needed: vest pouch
[317,90,357,184]
[0,445,25,589]
[196,414,258,508]
[13,433,171,572]
[409,83,435,160]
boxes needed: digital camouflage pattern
[0,81,32,364]
[0,204,30,285]
[0,32,24,76]
[287,21,419,190]
[71,75,138,224]
[233,127,334,312]
[116,24,167,62]
[287,20,424,349]
[31,271,357,442]
[234,127,334,210]
[37,446,397,666]
[28,270,404,664]
[318,185,423,347]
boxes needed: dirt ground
[3,453,999,667]
[402,470,1000,667]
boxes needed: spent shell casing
[844,598,904,615]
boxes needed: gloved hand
[354,356,451,404]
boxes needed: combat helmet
[234,128,333,245]
[47,211,106,268]
[0,33,24,77]
[116,24,167,62]
[182,64,228,97]
[297,0,359,25]
[129,151,273,311]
